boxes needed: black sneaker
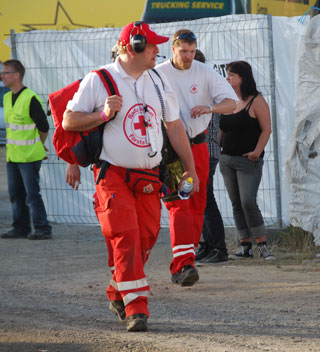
[126,313,148,332]
[1,229,29,239]
[171,265,199,287]
[28,230,52,240]
[200,249,229,264]
[229,243,253,260]
[109,300,126,322]
[195,245,210,261]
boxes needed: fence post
[267,14,282,228]
[10,29,17,60]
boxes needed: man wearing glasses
[156,29,237,286]
[1,59,52,240]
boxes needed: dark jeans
[7,161,51,234]
[219,154,265,240]
[202,158,227,253]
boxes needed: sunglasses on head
[174,33,197,41]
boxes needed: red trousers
[165,142,209,274]
[93,164,162,318]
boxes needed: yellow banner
[0,0,146,62]
[251,0,311,16]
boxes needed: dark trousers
[7,161,51,234]
[219,154,265,240]
[202,158,227,253]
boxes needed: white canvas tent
[286,14,320,246]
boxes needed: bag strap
[91,68,120,122]
[93,68,120,97]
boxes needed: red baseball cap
[119,21,169,46]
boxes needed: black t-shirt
[219,95,264,158]
[12,87,49,133]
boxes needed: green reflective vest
[4,88,46,163]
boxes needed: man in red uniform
[156,30,237,287]
[63,22,198,332]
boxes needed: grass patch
[277,225,316,254]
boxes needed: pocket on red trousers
[94,191,137,237]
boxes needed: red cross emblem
[190,84,198,94]
[134,115,147,136]
[123,103,158,148]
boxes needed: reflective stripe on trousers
[165,142,209,274]
[93,164,161,317]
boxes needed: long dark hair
[226,61,260,100]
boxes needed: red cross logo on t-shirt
[123,103,158,148]
[134,115,147,136]
[190,84,198,94]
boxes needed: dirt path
[1,146,320,352]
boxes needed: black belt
[189,131,206,145]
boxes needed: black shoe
[28,230,52,240]
[195,245,210,261]
[171,265,199,287]
[109,300,126,322]
[229,242,253,260]
[200,249,229,264]
[126,313,148,332]
[1,229,29,239]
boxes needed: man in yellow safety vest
[1,59,52,240]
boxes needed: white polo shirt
[156,59,237,138]
[67,57,179,169]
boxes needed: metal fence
[10,14,281,228]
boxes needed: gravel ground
[1,146,320,352]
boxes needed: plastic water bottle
[178,177,193,200]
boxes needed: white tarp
[271,16,309,224]
[286,15,320,246]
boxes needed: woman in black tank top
[219,61,275,261]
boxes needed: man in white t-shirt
[156,29,237,287]
[63,21,198,332]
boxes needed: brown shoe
[109,300,126,322]
[126,313,148,332]
[171,265,199,287]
